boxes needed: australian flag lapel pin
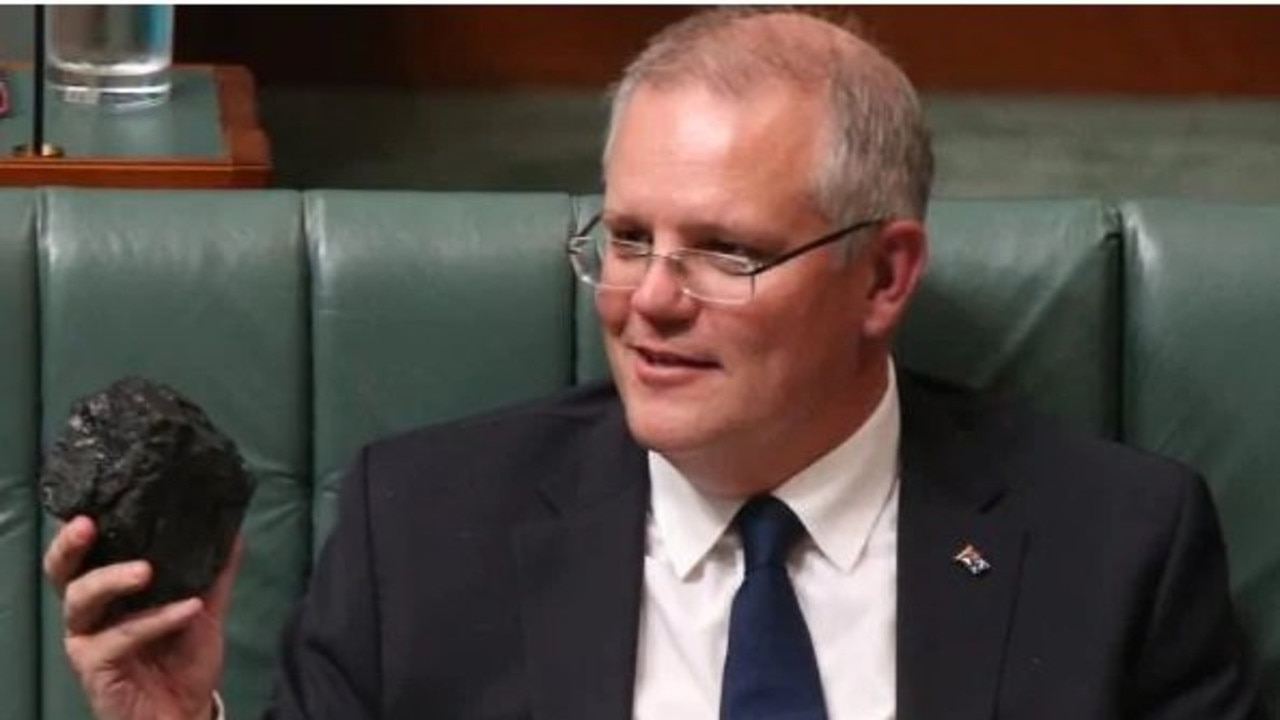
[953,543,991,577]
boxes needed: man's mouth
[634,346,720,369]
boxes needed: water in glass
[46,5,173,110]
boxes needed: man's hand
[44,516,242,720]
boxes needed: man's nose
[630,255,696,318]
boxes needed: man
[45,8,1263,720]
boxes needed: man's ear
[861,219,928,339]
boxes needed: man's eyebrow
[598,211,631,226]
[600,214,784,247]
[683,221,787,251]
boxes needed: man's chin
[621,403,716,455]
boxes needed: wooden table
[0,65,271,188]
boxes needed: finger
[68,597,203,671]
[63,560,152,635]
[43,516,96,592]
[205,534,244,618]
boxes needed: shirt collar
[648,361,902,578]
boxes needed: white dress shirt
[633,367,901,720]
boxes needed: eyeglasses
[566,213,886,304]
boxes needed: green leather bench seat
[309,191,578,544]
[0,188,1274,719]
[895,199,1121,437]
[1124,200,1280,702]
[0,191,38,720]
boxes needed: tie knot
[735,495,804,570]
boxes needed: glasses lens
[682,253,752,304]
[591,237,651,289]
[567,234,753,304]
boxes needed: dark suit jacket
[268,373,1265,719]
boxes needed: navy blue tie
[721,496,828,720]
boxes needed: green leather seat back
[897,199,1121,437]
[1124,200,1280,711]
[309,191,577,544]
[571,195,609,383]
[0,190,38,720]
[38,189,311,720]
[573,198,1122,438]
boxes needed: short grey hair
[603,8,934,222]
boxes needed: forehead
[603,83,828,231]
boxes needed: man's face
[599,82,889,486]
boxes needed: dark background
[174,6,1280,95]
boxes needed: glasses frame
[566,213,887,304]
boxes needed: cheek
[595,292,628,334]
[737,295,852,381]
[713,307,787,378]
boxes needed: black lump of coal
[40,376,255,614]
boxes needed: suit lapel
[513,404,648,720]
[896,374,1028,720]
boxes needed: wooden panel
[0,66,271,188]
[858,6,1280,95]
[177,6,690,88]
[176,6,1280,95]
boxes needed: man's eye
[701,253,757,276]
[607,238,651,259]
[703,239,765,262]
[608,227,650,244]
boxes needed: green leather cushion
[574,198,1121,438]
[309,191,578,545]
[571,195,608,383]
[0,190,38,720]
[897,199,1120,437]
[1124,200,1280,711]
[38,188,310,720]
